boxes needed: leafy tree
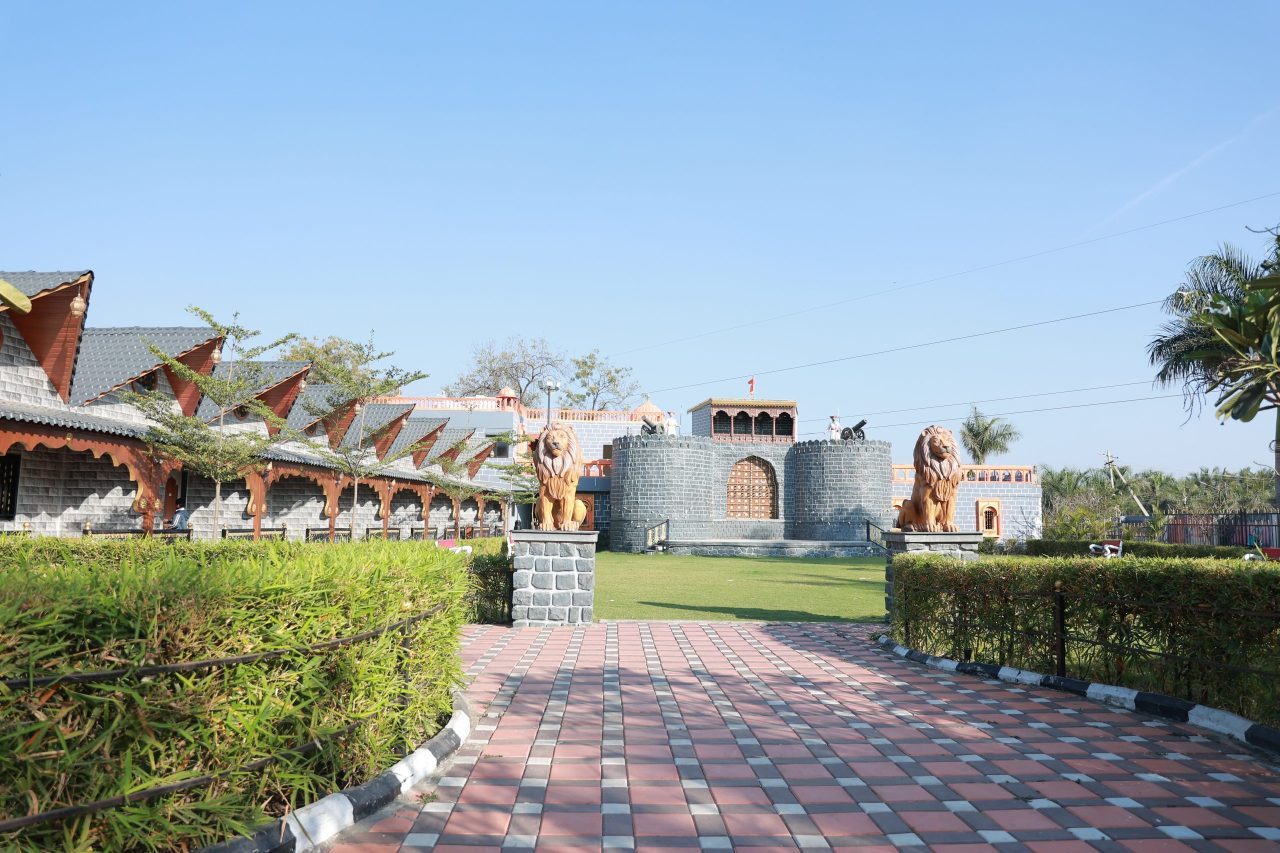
[1149,231,1280,503]
[561,349,641,410]
[281,335,377,384]
[959,406,1021,464]
[418,437,490,539]
[443,337,566,406]
[1039,464,1274,538]
[123,307,297,531]
[299,336,427,538]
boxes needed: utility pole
[1102,451,1149,516]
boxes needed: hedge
[1026,539,1248,559]
[0,539,468,852]
[892,553,1280,726]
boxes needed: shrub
[1026,539,1247,559]
[892,553,1280,726]
[465,536,507,558]
[0,539,468,851]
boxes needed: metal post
[1053,580,1067,678]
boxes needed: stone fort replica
[609,398,895,556]
[606,398,1042,556]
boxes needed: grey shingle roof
[340,403,414,449]
[286,382,340,430]
[195,361,310,420]
[0,400,145,438]
[387,416,448,459]
[0,271,91,298]
[426,427,476,463]
[261,444,431,483]
[70,327,219,405]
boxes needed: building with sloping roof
[0,271,516,541]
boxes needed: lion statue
[530,421,588,531]
[895,425,964,532]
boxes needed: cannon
[840,419,868,441]
[640,415,667,436]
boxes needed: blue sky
[4,2,1278,474]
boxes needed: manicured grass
[594,551,887,622]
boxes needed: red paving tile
[323,622,1280,851]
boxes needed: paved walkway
[329,623,1280,851]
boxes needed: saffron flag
[748,377,755,396]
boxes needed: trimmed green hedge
[0,539,468,852]
[1026,539,1247,559]
[892,553,1280,726]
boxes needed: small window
[983,507,998,532]
[491,442,510,459]
[0,453,19,521]
[775,412,794,436]
[733,411,752,435]
[602,444,613,460]
[131,372,158,393]
[712,411,731,434]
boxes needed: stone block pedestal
[510,530,598,627]
[883,531,984,622]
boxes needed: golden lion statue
[531,421,588,531]
[895,425,964,532]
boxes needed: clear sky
[4,3,1278,474]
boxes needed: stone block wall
[609,435,716,551]
[334,489,380,535]
[510,530,597,626]
[789,440,893,539]
[0,314,68,408]
[265,479,329,539]
[4,447,139,535]
[186,477,252,539]
[388,492,425,534]
[608,434,892,551]
[690,406,711,438]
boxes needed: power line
[796,394,1182,436]
[798,380,1154,423]
[612,190,1280,357]
[650,299,1163,394]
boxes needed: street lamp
[542,379,560,424]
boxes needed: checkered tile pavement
[328,622,1280,851]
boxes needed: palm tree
[960,406,1022,464]
[1149,233,1280,504]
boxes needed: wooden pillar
[245,470,267,541]
[452,496,460,541]
[328,478,340,542]
[382,481,392,537]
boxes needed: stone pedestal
[510,530,598,627]
[883,531,984,622]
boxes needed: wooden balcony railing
[892,464,1036,484]
[580,459,612,478]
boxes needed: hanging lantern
[211,347,223,365]
[69,293,87,318]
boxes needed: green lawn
[593,551,887,622]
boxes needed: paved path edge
[875,633,1280,758]
[200,687,474,853]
